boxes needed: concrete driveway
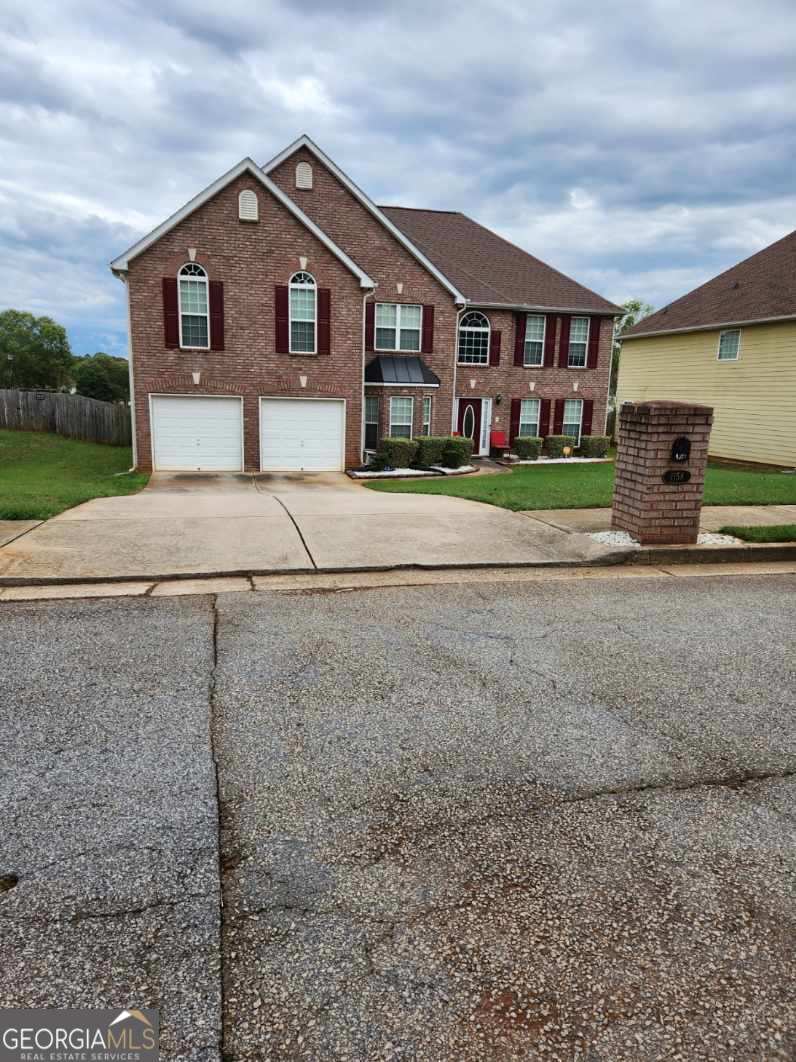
[0,472,617,582]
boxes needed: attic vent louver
[295,161,313,190]
[238,189,258,221]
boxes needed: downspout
[118,274,137,472]
[451,301,468,430]
[361,284,377,463]
[605,313,621,437]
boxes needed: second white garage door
[260,398,345,472]
[150,395,243,471]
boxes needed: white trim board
[262,135,466,304]
[624,313,796,340]
[110,157,375,289]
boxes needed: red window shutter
[275,285,289,353]
[209,281,224,351]
[489,329,502,366]
[543,315,556,367]
[317,288,331,354]
[587,317,600,368]
[539,398,551,437]
[552,399,564,434]
[365,301,375,353]
[509,398,521,441]
[581,399,594,437]
[513,313,526,366]
[558,315,571,367]
[162,278,179,348]
[421,305,435,354]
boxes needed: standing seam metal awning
[364,355,440,386]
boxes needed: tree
[72,353,130,403]
[611,298,654,396]
[0,310,73,390]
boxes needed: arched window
[238,189,258,221]
[295,161,313,189]
[289,271,316,353]
[178,263,209,349]
[457,310,490,365]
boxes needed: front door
[457,398,482,450]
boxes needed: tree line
[0,309,129,403]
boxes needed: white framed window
[238,189,258,221]
[524,315,545,366]
[422,396,432,436]
[364,395,379,451]
[519,398,541,437]
[295,161,313,189]
[178,263,209,349]
[457,310,490,364]
[289,271,316,353]
[717,329,741,361]
[568,317,589,367]
[389,396,413,439]
[562,398,583,445]
[375,303,422,351]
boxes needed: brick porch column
[612,401,714,545]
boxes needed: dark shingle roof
[625,228,796,338]
[380,206,621,315]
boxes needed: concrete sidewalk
[528,504,796,533]
[0,472,620,583]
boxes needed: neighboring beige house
[619,229,796,468]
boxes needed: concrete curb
[2,542,795,589]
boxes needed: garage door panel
[151,396,243,471]
[260,398,345,472]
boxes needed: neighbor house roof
[380,206,622,315]
[624,228,796,339]
[110,158,375,288]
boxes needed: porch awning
[364,355,440,387]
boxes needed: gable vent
[238,189,259,221]
[295,161,313,190]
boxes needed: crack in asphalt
[207,594,226,1062]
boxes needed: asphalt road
[2,574,795,1061]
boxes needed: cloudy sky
[2,0,795,356]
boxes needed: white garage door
[150,396,243,471]
[260,398,345,472]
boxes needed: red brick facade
[124,146,614,471]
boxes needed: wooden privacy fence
[0,390,132,446]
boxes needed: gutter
[625,313,796,341]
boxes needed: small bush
[414,436,449,467]
[442,436,474,468]
[513,436,542,460]
[579,435,610,458]
[544,435,577,458]
[374,436,419,469]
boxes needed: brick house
[111,135,620,472]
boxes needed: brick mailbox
[612,401,714,545]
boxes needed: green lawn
[0,430,149,520]
[366,461,796,511]
[719,524,796,543]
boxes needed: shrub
[373,436,418,469]
[513,436,542,460]
[442,435,474,468]
[544,435,577,458]
[414,436,449,467]
[579,435,610,458]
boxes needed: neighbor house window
[568,317,589,367]
[562,398,583,445]
[289,271,316,353]
[375,303,422,351]
[365,395,379,451]
[718,329,741,361]
[178,263,209,349]
[389,396,413,439]
[524,315,546,366]
[422,396,432,436]
[457,311,490,364]
[519,398,541,437]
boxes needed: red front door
[457,398,482,451]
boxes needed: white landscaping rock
[349,468,438,479]
[589,530,743,548]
